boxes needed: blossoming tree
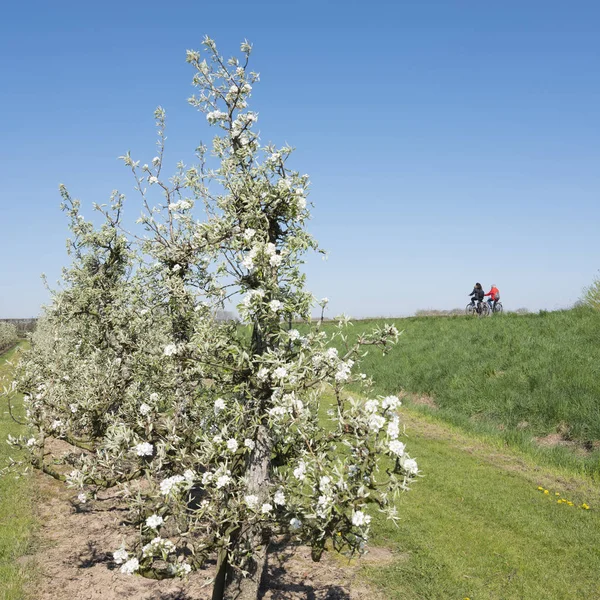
[6,37,418,600]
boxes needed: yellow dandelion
[555,492,560,496]
[582,503,590,510]
[567,501,574,506]
[557,500,561,504]
[544,490,549,495]
[537,486,544,491]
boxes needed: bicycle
[486,299,503,315]
[465,300,490,317]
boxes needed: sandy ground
[31,474,388,600]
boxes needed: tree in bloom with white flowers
[0,322,18,354]
[4,37,419,600]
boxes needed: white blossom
[382,395,401,410]
[316,495,332,519]
[139,403,151,416]
[77,492,87,504]
[261,503,273,514]
[163,344,177,356]
[174,563,192,576]
[269,299,283,312]
[387,418,400,440]
[352,510,371,527]
[160,475,185,495]
[245,494,259,509]
[273,490,286,506]
[402,457,419,475]
[289,517,302,530]
[288,329,300,341]
[269,406,286,417]
[269,254,282,267]
[149,392,159,402]
[214,398,226,413]
[325,347,338,360]
[215,474,232,489]
[146,514,164,529]
[226,438,239,452]
[120,557,140,574]
[368,415,386,432]
[273,366,287,379]
[389,440,406,457]
[207,110,227,123]
[149,176,158,185]
[244,438,256,450]
[113,547,129,565]
[364,400,379,413]
[243,228,256,241]
[133,442,154,457]
[293,461,306,481]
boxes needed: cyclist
[469,283,485,313]
[485,284,501,312]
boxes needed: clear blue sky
[1,1,599,318]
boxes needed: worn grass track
[361,409,600,599]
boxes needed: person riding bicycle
[469,283,485,312]
[485,284,500,312]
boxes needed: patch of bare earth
[31,475,388,600]
[399,390,437,410]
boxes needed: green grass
[325,308,600,476]
[361,412,600,599]
[0,343,35,600]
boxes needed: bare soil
[399,390,438,410]
[30,475,388,600]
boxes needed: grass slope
[0,343,35,600]
[363,411,600,599]
[329,308,600,475]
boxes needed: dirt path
[31,475,388,600]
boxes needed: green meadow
[0,343,35,600]
[326,307,600,476]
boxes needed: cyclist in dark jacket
[469,283,485,308]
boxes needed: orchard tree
[6,37,419,600]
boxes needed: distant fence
[0,318,38,336]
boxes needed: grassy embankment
[0,343,35,600]
[317,308,600,598]
[327,307,600,476]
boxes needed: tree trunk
[213,423,271,600]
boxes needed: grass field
[0,343,35,600]
[326,308,600,476]
[364,410,600,600]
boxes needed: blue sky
[1,1,599,318]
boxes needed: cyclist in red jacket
[485,284,500,312]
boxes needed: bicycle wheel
[465,304,476,316]
[494,302,503,314]
[480,303,491,317]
